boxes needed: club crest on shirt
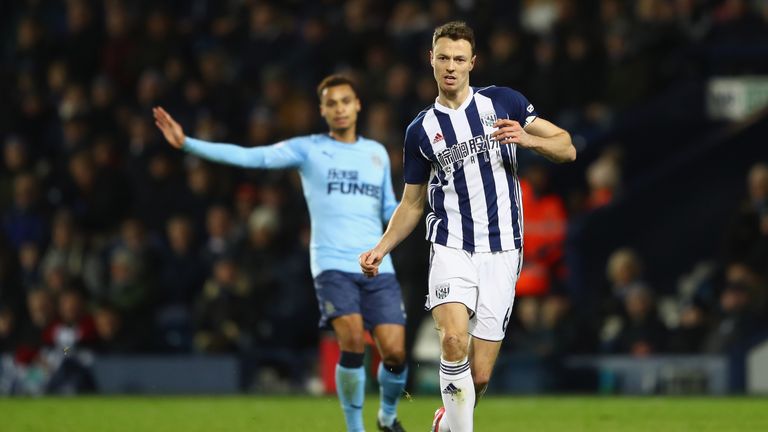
[435,282,450,300]
[324,301,336,315]
[480,111,497,127]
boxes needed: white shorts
[425,243,522,341]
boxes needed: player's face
[430,38,475,95]
[319,84,361,131]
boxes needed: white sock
[439,356,475,432]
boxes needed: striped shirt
[403,86,538,253]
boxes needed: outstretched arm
[492,118,576,163]
[152,106,305,169]
[360,182,427,277]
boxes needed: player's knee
[440,333,468,360]
[338,333,366,352]
[335,328,366,351]
[381,347,406,366]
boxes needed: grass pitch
[1,395,767,431]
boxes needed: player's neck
[437,85,471,110]
[329,127,357,143]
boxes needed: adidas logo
[442,383,460,396]
[433,132,444,144]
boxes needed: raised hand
[152,106,185,149]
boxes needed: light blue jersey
[183,134,398,277]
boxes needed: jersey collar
[433,87,474,114]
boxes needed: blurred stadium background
[2,0,768,418]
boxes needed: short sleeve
[505,88,538,128]
[402,121,431,184]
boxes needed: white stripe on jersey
[447,109,489,249]
[474,93,516,250]
[421,110,462,248]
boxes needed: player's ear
[469,54,476,71]
[429,50,435,67]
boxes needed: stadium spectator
[3,172,47,250]
[705,262,767,353]
[40,209,103,297]
[668,302,711,353]
[0,305,18,355]
[17,241,42,292]
[604,284,668,356]
[104,243,152,320]
[724,162,768,277]
[517,164,568,297]
[5,289,55,395]
[194,256,252,353]
[586,147,622,210]
[43,286,97,394]
[93,302,143,354]
[1,137,33,209]
[130,145,186,234]
[155,215,204,352]
[604,247,651,316]
[200,204,238,270]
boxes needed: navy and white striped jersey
[403,86,538,253]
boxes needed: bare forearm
[375,201,423,255]
[527,131,576,163]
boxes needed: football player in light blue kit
[153,75,408,432]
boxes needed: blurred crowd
[2,0,768,394]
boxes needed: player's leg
[426,244,480,432]
[372,324,407,431]
[362,272,408,431]
[315,271,367,432]
[332,314,367,432]
[433,303,475,432]
[466,247,521,401]
[467,337,502,400]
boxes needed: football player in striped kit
[360,21,575,432]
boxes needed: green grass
[1,395,767,431]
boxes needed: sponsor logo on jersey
[527,104,535,113]
[434,133,502,175]
[326,169,381,198]
[433,132,444,144]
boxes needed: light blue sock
[377,363,408,427]
[336,364,366,432]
